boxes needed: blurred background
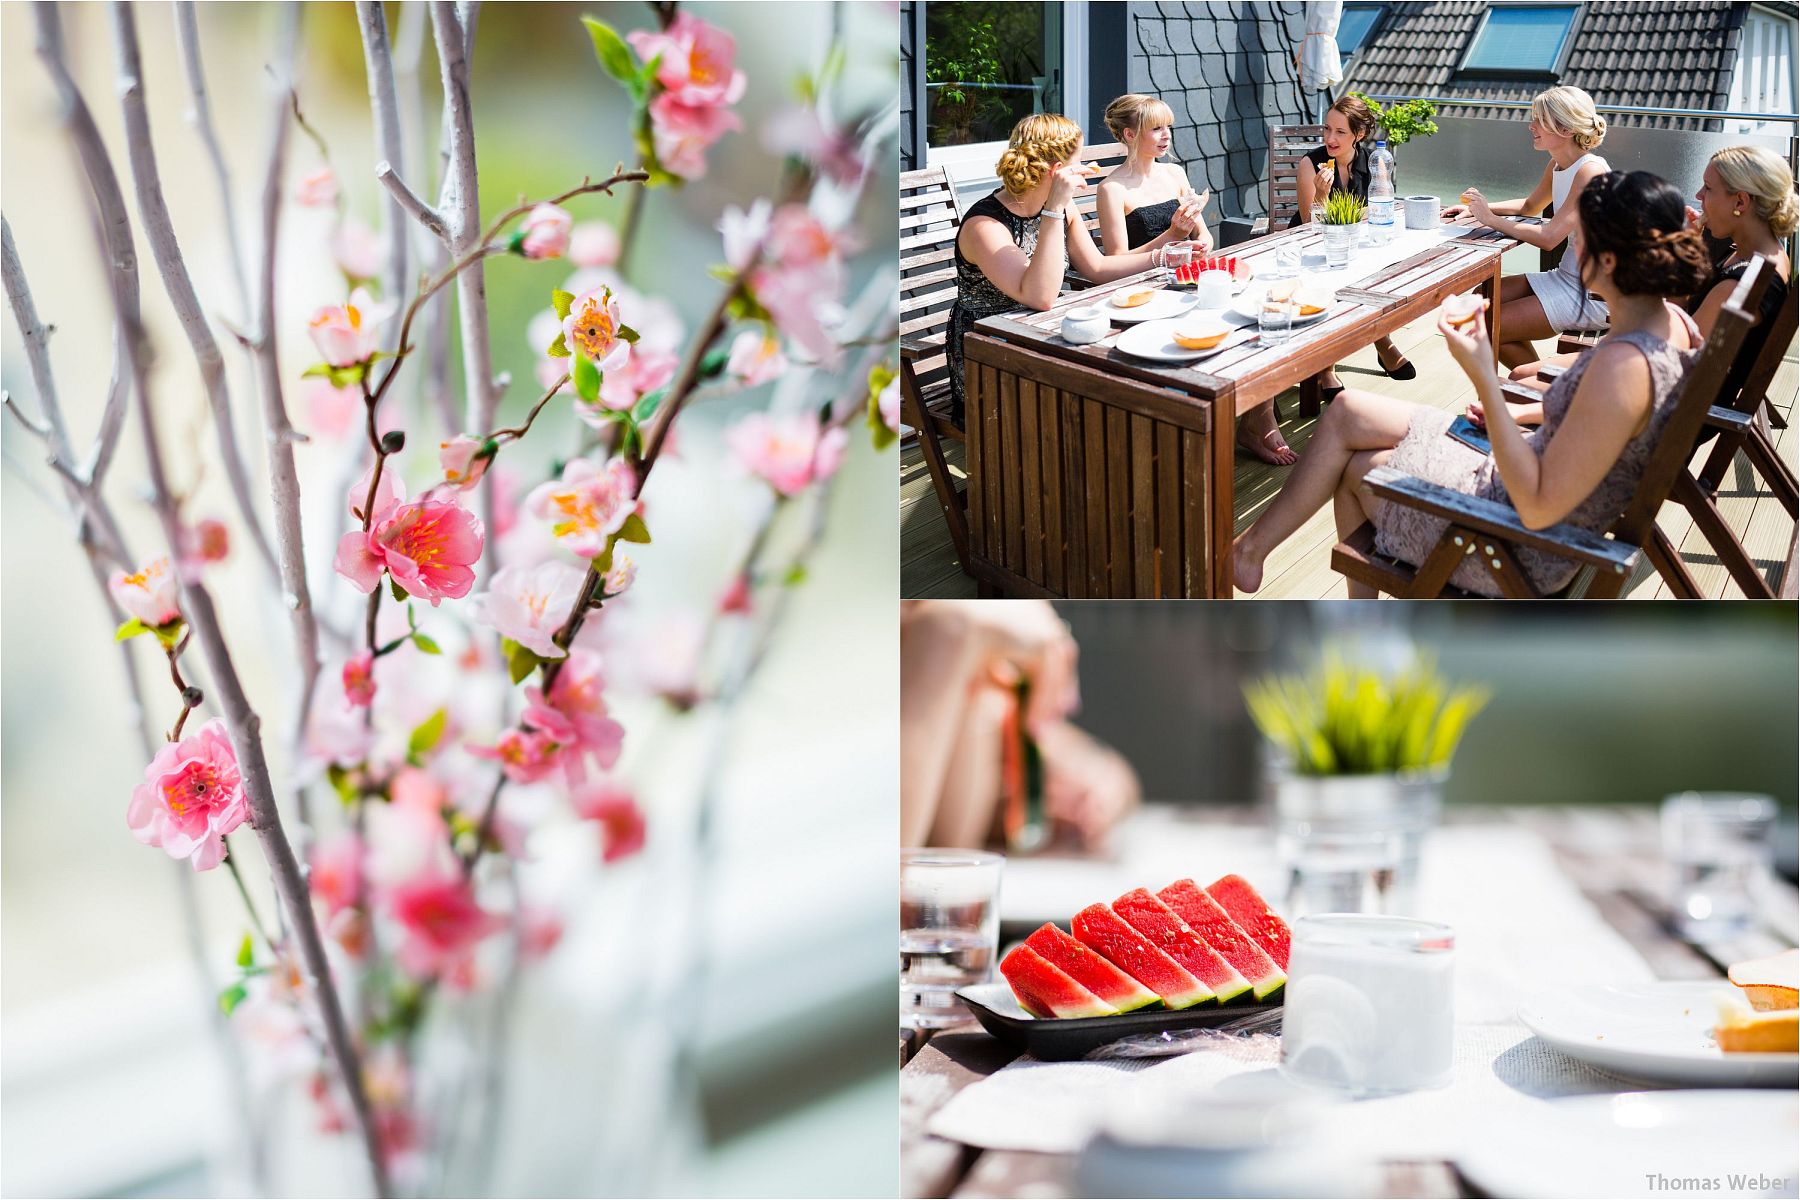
[2,2,898,1196]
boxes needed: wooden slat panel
[999,370,1022,575]
[1019,379,1044,585]
[1059,391,1086,597]
[1105,406,1131,595]
[1156,423,1182,598]
[900,244,955,273]
[980,364,1003,568]
[1130,414,1157,596]
[964,361,987,564]
[1041,387,1065,596]
[1183,429,1209,597]
[1084,398,1110,597]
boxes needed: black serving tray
[956,982,1283,1062]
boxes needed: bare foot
[1237,426,1299,466]
[1232,536,1263,594]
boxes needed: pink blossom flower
[471,560,585,659]
[718,571,753,614]
[300,377,362,440]
[518,203,572,260]
[110,556,182,627]
[725,330,787,388]
[766,204,858,275]
[183,519,232,566]
[752,264,839,360]
[469,727,562,784]
[438,434,491,490]
[569,221,620,267]
[720,200,772,271]
[590,347,677,418]
[571,778,646,862]
[877,375,901,435]
[343,651,376,708]
[522,649,624,780]
[520,907,565,960]
[348,458,403,524]
[309,830,365,919]
[127,718,247,871]
[296,166,338,207]
[628,13,747,107]
[384,869,501,978]
[646,94,743,181]
[560,285,631,371]
[524,458,637,559]
[332,216,384,281]
[309,287,389,368]
[728,411,850,497]
[603,553,637,599]
[335,496,485,606]
[765,105,868,188]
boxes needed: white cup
[1194,269,1235,309]
[1060,306,1110,345]
[1404,196,1440,230]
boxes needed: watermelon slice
[1207,874,1292,970]
[1071,903,1213,1009]
[999,944,1119,1018]
[1158,879,1286,999]
[1112,888,1252,1004]
[1025,923,1161,1013]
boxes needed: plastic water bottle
[1367,139,1396,246]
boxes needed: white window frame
[924,0,1076,197]
[1728,5,1798,134]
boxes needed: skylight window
[1337,5,1384,57]
[1459,4,1580,77]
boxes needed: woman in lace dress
[1442,86,1614,368]
[1232,171,1712,598]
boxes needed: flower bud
[381,430,406,454]
[182,686,205,709]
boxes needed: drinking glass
[1258,287,1298,344]
[1281,915,1455,1097]
[1165,241,1194,287]
[1273,245,1301,279]
[901,849,1003,1030]
[1272,767,1443,918]
[1661,792,1775,938]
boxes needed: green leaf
[547,332,571,358]
[707,264,738,283]
[301,361,367,388]
[583,16,640,84]
[572,353,601,404]
[219,983,248,1017]
[326,762,359,806]
[699,348,730,380]
[631,52,663,106]
[114,617,151,642]
[783,563,809,586]
[411,632,442,656]
[617,324,640,345]
[507,229,527,256]
[594,544,615,575]
[389,578,408,603]
[867,360,898,450]
[633,386,668,424]
[552,289,576,320]
[236,933,255,969]
[506,639,541,685]
[407,708,448,761]
[615,512,652,544]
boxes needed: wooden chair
[1330,258,1775,598]
[899,165,971,571]
[1252,124,1326,236]
[1064,141,1129,290]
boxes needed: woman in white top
[1441,86,1612,369]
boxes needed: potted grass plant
[1245,652,1489,916]
[1319,189,1367,268]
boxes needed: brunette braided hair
[1576,170,1711,298]
[994,113,1084,196]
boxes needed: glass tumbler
[900,849,1003,1030]
[1280,914,1455,1097]
[1259,289,1298,344]
[1661,792,1775,938]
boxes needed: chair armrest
[1361,466,1640,575]
[1703,405,1754,434]
[1499,381,1547,406]
[900,337,938,362]
[1536,364,1566,383]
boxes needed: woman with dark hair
[1233,170,1712,598]
[1293,94,1415,404]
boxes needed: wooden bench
[900,165,971,573]
[1065,141,1129,289]
[1331,257,1774,598]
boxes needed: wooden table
[900,806,1799,1199]
[961,220,1516,598]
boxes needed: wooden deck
[901,314,1798,599]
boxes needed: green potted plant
[1350,92,1440,149]
[1245,652,1488,916]
[1319,188,1367,267]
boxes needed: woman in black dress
[945,113,1167,424]
[1292,94,1415,401]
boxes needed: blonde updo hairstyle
[995,113,1084,196]
[1103,93,1175,146]
[1710,145,1800,239]
[1530,86,1607,150]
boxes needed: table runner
[927,826,1663,1160]
[1266,223,1475,294]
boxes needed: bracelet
[1039,209,1065,221]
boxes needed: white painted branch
[355,1,411,334]
[375,160,446,242]
[110,3,282,585]
[172,1,251,323]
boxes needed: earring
[1733,206,1744,216]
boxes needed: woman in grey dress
[1232,171,1713,597]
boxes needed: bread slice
[1112,289,1155,309]
[1172,328,1229,351]
[1715,996,1798,1053]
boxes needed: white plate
[1105,288,1198,324]
[1519,981,1798,1087]
[1114,319,1249,363]
[1230,281,1336,326]
[1458,1091,1799,1199]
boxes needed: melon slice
[1071,903,1213,1009]
[1113,888,1252,1004]
[1728,948,1799,1012]
[1025,923,1161,1013]
[1158,878,1286,999]
[1206,874,1292,970]
[999,944,1119,1019]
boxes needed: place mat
[929,826,1663,1159]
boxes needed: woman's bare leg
[1236,399,1298,466]
[1495,274,1555,368]
[1232,388,1420,593]
[1335,448,1392,598]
